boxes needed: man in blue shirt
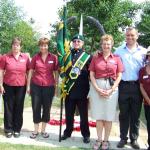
[114,27,147,149]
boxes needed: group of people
[0,26,149,150]
[0,37,59,139]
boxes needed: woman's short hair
[38,38,49,46]
[100,34,114,46]
[11,37,22,46]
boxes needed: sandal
[101,141,109,150]
[30,132,39,139]
[93,140,102,150]
[41,132,49,138]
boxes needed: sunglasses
[73,40,81,43]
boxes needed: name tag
[48,61,54,64]
[109,59,116,64]
[20,59,25,62]
[143,75,148,79]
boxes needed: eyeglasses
[73,40,81,43]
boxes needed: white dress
[89,78,118,121]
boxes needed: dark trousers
[64,96,90,138]
[31,83,55,123]
[3,83,26,133]
[144,105,150,148]
[118,81,142,141]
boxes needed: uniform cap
[72,34,84,41]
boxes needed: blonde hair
[38,38,49,46]
[100,34,114,46]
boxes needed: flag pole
[79,14,83,36]
[59,0,67,142]
[59,95,63,142]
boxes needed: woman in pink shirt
[0,37,30,138]
[27,37,58,139]
[89,35,123,150]
[139,50,150,150]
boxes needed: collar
[123,43,142,51]
[72,48,82,53]
[38,52,51,57]
[9,52,23,57]
[98,51,114,58]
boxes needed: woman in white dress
[89,34,123,150]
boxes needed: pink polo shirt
[89,52,123,80]
[139,67,150,105]
[30,52,58,86]
[0,53,30,86]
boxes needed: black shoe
[61,134,71,140]
[130,140,140,149]
[117,140,127,148]
[83,137,90,143]
[5,132,13,138]
[14,132,20,138]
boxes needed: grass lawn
[0,143,88,150]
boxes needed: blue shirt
[114,44,147,81]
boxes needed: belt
[121,80,138,84]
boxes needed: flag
[57,6,72,100]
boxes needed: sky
[15,0,64,35]
[14,0,146,35]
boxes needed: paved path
[0,106,148,149]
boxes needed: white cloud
[15,0,64,34]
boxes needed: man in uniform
[61,34,91,143]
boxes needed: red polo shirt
[89,52,123,80]
[139,67,150,105]
[30,52,58,86]
[0,53,30,86]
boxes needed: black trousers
[63,96,90,138]
[144,105,150,148]
[3,83,26,133]
[118,81,142,141]
[31,83,55,123]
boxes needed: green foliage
[12,21,38,56]
[56,0,141,53]
[137,1,150,48]
[0,0,20,53]
[0,0,39,55]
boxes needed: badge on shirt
[48,61,54,64]
[20,59,25,62]
[143,75,149,79]
[109,59,116,64]
[72,67,80,75]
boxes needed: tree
[0,0,21,53]
[12,21,38,56]
[136,1,150,48]
[56,0,141,53]
[0,0,39,55]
